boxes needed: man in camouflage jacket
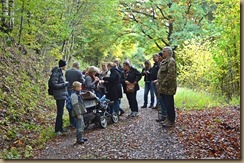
[157,46,177,127]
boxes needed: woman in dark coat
[121,60,142,117]
[103,62,122,115]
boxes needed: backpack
[48,75,54,96]
[66,93,72,111]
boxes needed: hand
[64,81,69,87]
[94,77,99,82]
[77,115,81,119]
[153,80,158,84]
[125,80,130,85]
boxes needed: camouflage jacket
[157,56,177,95]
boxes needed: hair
[88,66,98,73]
[72,81,82,89]
[73,62,80,68]
[153,53,159,57]
[107,62,115,68]
[163,46,173,57]
[122,60,131,67]
[114,58,120,63]
[144,60,151,68]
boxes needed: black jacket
[141,67,152,82]
[50,67,68,100]
[121,67,142,93]
[150,62,159,81]
[103,67,123,101]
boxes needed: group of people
[49,46,177,145]
[140,47,177,127]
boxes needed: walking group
[48,46,177,145]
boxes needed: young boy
[71,81,88,144]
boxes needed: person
[155,52,167,122]
[70,81,88,144]
[103,62,123,116]
[150,54,160,110]
[65,62,84,128]
[114,58,125,116]
[141,60,154,108]
[121,60,142,117]
[157,47,177,127]
[84,66,99,93]
[96,62,108,98]
[50,59,69,135]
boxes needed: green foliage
[175,87,228,110]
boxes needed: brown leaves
[174,107,240,159]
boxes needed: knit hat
[59,59,67,67]
[158,52,163,57]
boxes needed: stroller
[81,91,119,129]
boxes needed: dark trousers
[126,92,138,112]
[160,94,175,122]
[55,99,65,132]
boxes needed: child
[71,81,88,144]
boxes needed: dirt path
[35,89,186,159]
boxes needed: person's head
[144,60,151,69]
[158,52,164,62]
[58,59,67,70]
[107,62,115,70]
[72,62,80,70]
[152,53,159,63]
[162,46,173,58]
[114,58,120,66]
[72,81,82,91]
[122,60,131,71]
[88,66,98,76]
[101,62,107,71]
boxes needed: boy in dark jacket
[71,81,88,144]
[50,59,69,135]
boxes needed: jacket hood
[51,66,60,73]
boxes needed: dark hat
[59,59,67,67]
[158,52,163,57]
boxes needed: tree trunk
[9,0,14,31]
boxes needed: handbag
[126,83,135,93]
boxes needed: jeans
[126,92,138,112]
[55,99,65,132]
[143,81,154,106]
[158,95,167,117]
[75,115,85,141]
[151,82,158,107]
[67,90,76,127]
[111,100,120,115]
[160,94,175,122]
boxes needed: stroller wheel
[111,112,119,123]
[84,120,89,130]
[99,116,108,128]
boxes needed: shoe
[152,106,157,109]
[149,105,154,108]
[82,138,88,142]
[141,105,147,108]
[119,110,125,116]
[162,119,175,127]
[56,131,62,136]
[156,117,166,122]
[62,128,68,133]
[76,139,85,144]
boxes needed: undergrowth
[0,44,57,159]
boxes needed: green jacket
[157,56,177,95]
[71,92,87,117]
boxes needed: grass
[175,87,239,110]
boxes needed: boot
[76,132,85,144]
